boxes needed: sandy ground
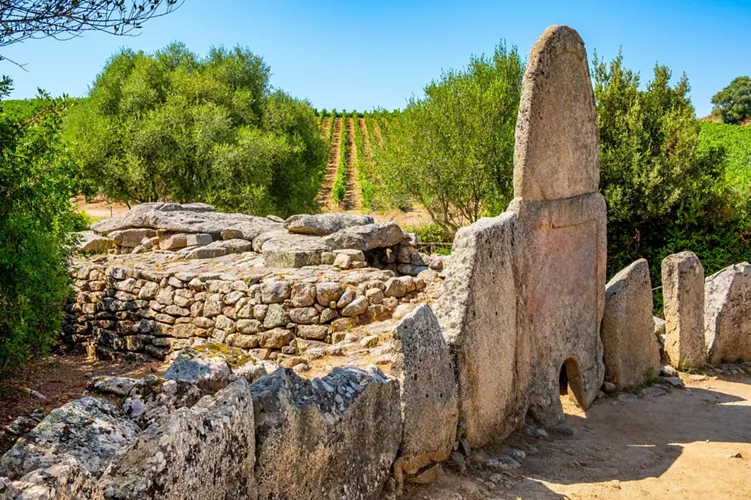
[405,373,751,500]
[75,198,435,228]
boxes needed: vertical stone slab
[511,24,605,426]
[434,212,530,448]
[705,262,751,364]
[601,259,661,390]
[391,305,458,482]
[514,25,599,201]
[662,251,705,369]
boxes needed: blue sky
[2,0,749,117]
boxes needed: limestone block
[163,348,231,392]
[109,228,157,248]
[321,222,407,252]
[601,259,661,390]
[662,251,705,369]
[391,305,458,480]
[75,231,113,253]
[705,262,751,364]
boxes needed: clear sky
[2,0,749,117]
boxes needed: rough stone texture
[185,239,253,259]
[434,212,528,448]
[99,379,257,499]
[0,458,97,499]
[75,231,113,253]
[513,25,599,201]
[285,213,375,236]
[512,194,606,427]
[261,233,328,268]
[163,348,231,392]
[109,229,157,248]
[91,203,280,242]
[322,222,407,252]
[601,259,661,390]
[0,397,139,480]
[704,262,751,364]
[390,305,458,481]
[251,367,401,500]
[662,251,705,369]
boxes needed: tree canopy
[64,43,328,216]
[711,76,751,125]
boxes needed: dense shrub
[593,54,749,308]
[699,122,751,192]
[371,42,524,233]
[0,82,80,373]
[64,43,327,217]
[711,76,751,125]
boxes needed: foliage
[699,122,751,192]
[63,43,327,217]
[371,42,524,233]
[593,53,749,307]
[0,84,80,373]
[0,1,181,48]
[711,76,751,125]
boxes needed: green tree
[711,76,751,125]
[64,43,327,216]
[373,42,524,234]
[594,53,748,296]
[0,84,83,372]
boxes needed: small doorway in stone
[559,357,586,409]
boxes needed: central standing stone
[511,25,606,426]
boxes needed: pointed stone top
[513,25,599,201]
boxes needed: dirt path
[342,117,363,211]
[359,117,372,159]
[405,373,751,499]
[316,117,342,211]
[321,116,331,139]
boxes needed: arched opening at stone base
[559,356,586,410]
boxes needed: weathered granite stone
[162,348,231,392]
[391,305,458,483]
[285,213,375,236]
[513,25,599,201]
[321,222,407,252]
[705,262,751,364]
[601,259,661,390]
[260,279,290,303]
[99,379,257,499]
[0,397,139,480]
[185,239,253,259]
[0,458,97,499]
[316,282,343,306]
[341,296,368,317]
[662,251,705,369]
[261,233,329,268]
[91,203,279,242]
[251,367,400,500]
[75,231,113,253]
[434,213,527,447]
[109,229,157,248]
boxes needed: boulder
[108,228,157,248]
[662,251,705,369]
[0,458,97,499]
[390,305,458,483]
[91,203,279,242]
[162,348,231,392]
[75,231,113,253]
[99,379,257,499]
[285,213,375,236]
[601,259,661,390]
[0,397,140,480]
[250,367,401,500]
[184,239,253,259]
[434,213,527,448]
[705,262,751,364]
[261,233,329,268]
[321,222,407,252]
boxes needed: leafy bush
[711,76,751,125]
[699,122,751,192]
[372,42,524,233]
[64,43,327,217]
[593,53,749,308]
[0,83,79,373]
